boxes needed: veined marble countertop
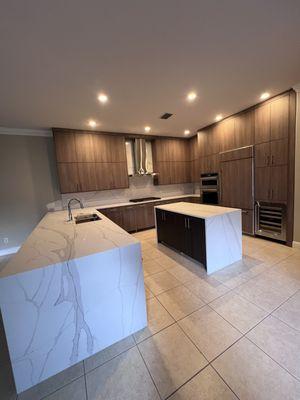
[0,207,139,278]
[155,202,240,219]
[95,193,200,209]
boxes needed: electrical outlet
[3,238,8,245]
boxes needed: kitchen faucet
[67,198,84,221]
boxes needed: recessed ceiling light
[98,93,108,103]
[187,92,197,102]
[88,120,97,128]
[144,126,151,133]
[215,114,223,122]
[260,92,270,101]
[184,129,190,135]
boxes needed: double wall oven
[200,173,219,205]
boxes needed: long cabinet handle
[271,155,274,165]
[188,218,190,229]
[184,218,187,228]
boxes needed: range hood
[127,138,152,176]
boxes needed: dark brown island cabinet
[156,209,206,265]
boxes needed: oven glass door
[202,191,219,205]
[201,178,217,187]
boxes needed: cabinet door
[255,142,270,167]
[75,133,95,162]
[100,208,124,227]
[220,118,235,152]
[110,162,129,189]
[234,110,254,148]
[187,217,206,265]
[221,158,253,209]
[270,165,287,202]
[136,204,155,230]
[156,161,172,185]
[57,163,79,193]
[270,139,288,166]
[255,167,271,201]
[242,209,254,235]
[270,95,289,141]
[122,206,137,232]
[77,162,97,191]
[95,163,112,190]
[54,133,77,162]
[255,103,270,144]
[156,209,168,243]
[197,131,206,157]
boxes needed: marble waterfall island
[0,208,147,394]
[155,202,242,274]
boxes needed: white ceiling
[1,0,300,137]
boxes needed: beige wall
[0,134,60,251]
[294,87,300,243]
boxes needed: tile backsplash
[48,176,195,211]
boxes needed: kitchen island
[155,202,242,274]
[0,208,147,394]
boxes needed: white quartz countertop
[155,202,241,219]
[0,207,139,278]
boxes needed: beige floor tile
[145,285,155,299]
[144,271,182,295]
[86,347,160,400]
[138,324,207,399]
[213,337,300,400]
[157,286,205,320]
[84,335,135,373]
[18,362,84,400]
[272,291,300,330]
[178,306,241,361]
[234,272,298,312]
[247,315,300,379]
[210,292,268,334]
[168,264,201,283]
[185,276,230,303]
[43,376,86,400]
[143,259,166,277]
[133,297,174,343]
[169,365,238,400]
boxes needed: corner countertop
[0,207,139,279]
[155,202,241,219]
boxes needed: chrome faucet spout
[67,198,84,221]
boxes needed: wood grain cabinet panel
[93,134,126,162]
[255,142,270,167]
[255,167,271,201]
[136,204,155,230]
[241,209,254,235]
[255,103,270,144]
[57,163,79,193]
[234,110,254,148]
[270,95,289,141]
[271,165,288,202]
[189,135,198,160]
[197,131,207,157]
[75,133,95,162]
[110,162,129,189]
[100,207,124,227]
[77,162,97,191]
[122,206,137,232]
[220,118,235,152]
[54,133,77,162]
[270,138,288,166]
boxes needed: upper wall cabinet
[53,129,129,193]
[255,94,289,144]
[234,109,254,148]
[153,138,189,162]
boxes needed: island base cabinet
[156,210,207,267]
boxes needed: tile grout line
[82,359,89,400]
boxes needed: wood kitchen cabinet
[122,206,137,232]
[93,134,126,162]
[136,204,155,230]
[255,165,287,203]
[234,109,254,148]
[100,207,124,227]
[54,133,77,162]
[57,163,79,193]
[255,94,289,144]
[75,133,95,162]
[255,139,288,167]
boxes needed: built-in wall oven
[255,201,287,242]
[200,173,219,205]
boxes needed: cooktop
[129,197,161,203]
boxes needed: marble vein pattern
[0,208,147,393]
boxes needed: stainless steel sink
[75,213,101,224]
